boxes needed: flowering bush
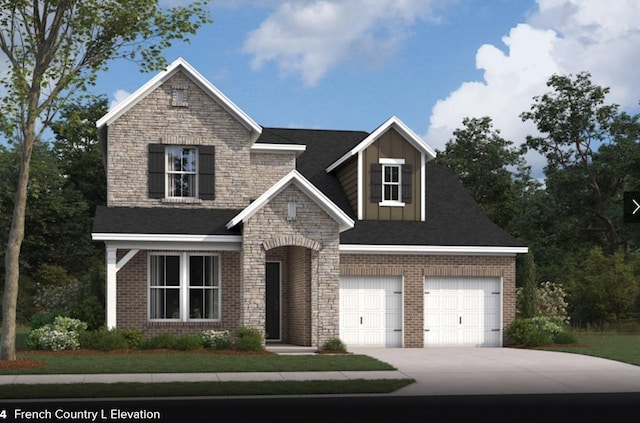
[26,316,88,351]
[516,281,570,324]
[200,330,233,350]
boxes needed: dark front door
[265,262,281,341]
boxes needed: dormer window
[372,158,411,207]
[383,164,401,202]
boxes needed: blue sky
[94,0,640,177]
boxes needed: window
[149,253,221,321]
[148,144,215,200]
[382,164,401,202]
[371,159,412,206]
[188,256,220,320]
[167,146,197,198]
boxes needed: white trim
[96,57,262,142]
[339,244,529,255]
[251,144,307,155]
[379,158,405,165]
[116,249,140,272]
[106,247,117,329]
[326,116,436,173]
[92,233,242,243]
[357,151,363,220]
[421,153,426,222]
[226,169,355,233]
[379,201,405,207]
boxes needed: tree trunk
[1,128,35,361]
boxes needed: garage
[339,276,403,347]
[424,277,502,347]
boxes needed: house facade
[92,58,527,348]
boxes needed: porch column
[105,246,117,329]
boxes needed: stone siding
[106,70,291,209]
[241,184,340,347]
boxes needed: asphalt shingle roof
[93,127,525,248]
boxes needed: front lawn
[1,350,396,374]
[537,332,640,366]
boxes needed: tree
[0,0,212,361]
[519,252,538,318]
[436,116,537,230]
[521,72,640,255]
[51,95,109,217]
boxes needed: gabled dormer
[326,116,436,221]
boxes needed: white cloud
[424,0,640,178]
[242,0,447,86]
[110,89,132,110]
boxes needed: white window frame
[187,254,221,321]
[379,158,405,207]
[148,252,221,322]
[166,146,198,199]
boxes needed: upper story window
[382,164,401,202]
[148,144,215,201]
[167,146,197,198]
[172,86,189,107]
[371,158,412,206]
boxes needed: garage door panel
[425,277,502,347]
[340,276,402,348]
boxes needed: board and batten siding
[362,128,422,221]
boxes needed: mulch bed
[1,349,274,370]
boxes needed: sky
[64,0,640,178]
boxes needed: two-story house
[92,58,527,348]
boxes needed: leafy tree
[51,95,109,216]
[568,247,640,326]
[521,72,640,255]
[0,0,212,361]
[436,116,537,230]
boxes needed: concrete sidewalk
[0,370,406,385]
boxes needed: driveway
[350,347,640,396]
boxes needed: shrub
[25,316,87,351]
[118,328,145,349]
[175,333,204,350]
[201,330,233,350]
[509,316,576,347]
[516,281,570,324]
[141,333,178,350]
[28,311,59,330]
[233,327,264,351]
[320,338,347,353]
[79,328,129,351]
[552,330,577,344]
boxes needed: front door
[265,262,281,341]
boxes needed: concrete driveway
[351,347,640,396]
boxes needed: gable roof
[96,57,262,142]
[325,116,437,173]
[226,169,355,233]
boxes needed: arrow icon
[634,199,640,215]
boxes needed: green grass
[538,332,640,366]
[0,379,415,400]
[3,351,395,375]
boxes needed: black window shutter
[198,146,215,200]
[370,163,382,203]
[402,164,413,204]
[148,144,165,199]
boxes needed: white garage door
[424,277,502,347]
[339,276,403,347]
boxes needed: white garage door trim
[424,276,502,347]
[339,276,403,347]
